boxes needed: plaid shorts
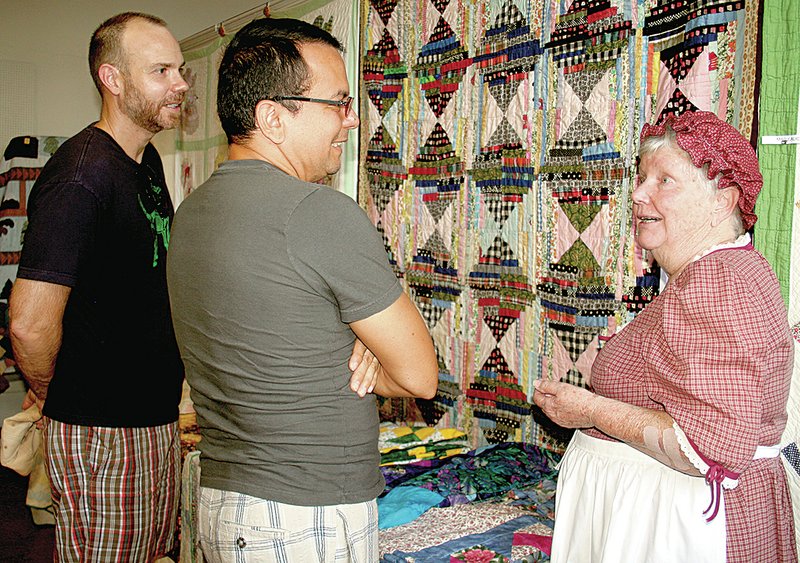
[198,487,379,563]
[44,419,180,562]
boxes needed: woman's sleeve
[645,256,772,474]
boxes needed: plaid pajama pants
[198,487,379,563]
[43,419,180,562]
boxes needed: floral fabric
[378,442,558,562]
[380,441,558,507]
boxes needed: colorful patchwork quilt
[360,0,761,452]
[378,441,559,562]
[380,423,471,465]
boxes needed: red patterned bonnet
[640,111,762,231]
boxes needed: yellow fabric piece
[414,427,436,440]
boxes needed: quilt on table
[378,441,558,561]
[379,489,555,562]
[380,441,558,507]
[379,423,471,465]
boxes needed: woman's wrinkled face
[632,144,718,271]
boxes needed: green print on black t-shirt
[138,180,171,268]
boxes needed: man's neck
[95,106,156,163]
[227,142,301,179]
[228,143,267,162]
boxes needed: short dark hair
[89,12,167,94]
[217,18,343,144]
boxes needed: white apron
[550,431,726,563]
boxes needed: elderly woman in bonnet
[534,110,796,563]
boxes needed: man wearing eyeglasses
[166,17,438,562]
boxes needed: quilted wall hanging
[359,0,760,451]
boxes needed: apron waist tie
[701,444,779,522]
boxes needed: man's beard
[122,82,181,134]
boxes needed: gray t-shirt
[167,159,402,506]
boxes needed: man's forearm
[10,330,62,402]
[349,293,439,400]
[372,365,437,399]
[23,378,50,402]
[9,279,71,403]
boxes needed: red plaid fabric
[588,247,796,562]
[43,420,180,562]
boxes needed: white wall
[0,0,264,182]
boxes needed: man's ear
[254,100,286,144]
[712,185,740,227]
[97,63,123,96]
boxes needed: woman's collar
[693,232,752,261]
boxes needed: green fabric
[175,135,228,153]
[755,0,799,305]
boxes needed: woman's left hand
[533,379,597,429]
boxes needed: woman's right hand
[533,379,598,429]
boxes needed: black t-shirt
[17,125,183,427]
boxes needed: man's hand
[348,338,381,397]
[21,388,45,429]
[533,379,597,429]
[349,293,438,399]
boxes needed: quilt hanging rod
[179,3,270,51]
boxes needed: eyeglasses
[271,95,354,116]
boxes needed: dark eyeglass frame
[271,95,354,115]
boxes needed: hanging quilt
[360,0,760,450]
